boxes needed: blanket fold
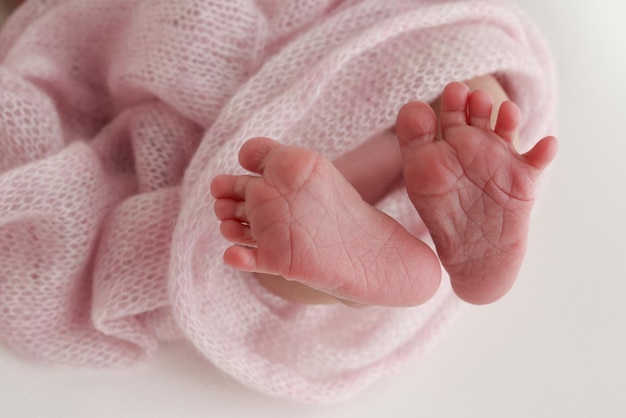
[0,0,555,403]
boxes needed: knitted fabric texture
[0,0,555,403]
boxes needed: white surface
[2,0,626,416]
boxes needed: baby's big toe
[395,101,438,150]
[238,137,282,175]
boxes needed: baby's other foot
[396,82,557,304]
[210,137,441,306]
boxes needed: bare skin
[396,82,557,304]
[254,75,515,305]
[210,137,442,306]
[211,77,557,306]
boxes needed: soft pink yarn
[0,0,555,403]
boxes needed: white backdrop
[1,0,625,416]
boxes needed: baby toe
[494,101,521,144]
[467,89,494,130]
[238,137,282,174]
[220,219,257,247]
[396,101,438,149]
[439,82,471,132]
[214,199,247,222]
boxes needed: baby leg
[211,137,441,306]
[396,82,557,304]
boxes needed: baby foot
[210,137,441,306]
[396,82,557,304]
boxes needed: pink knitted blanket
[0,0,555,403]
